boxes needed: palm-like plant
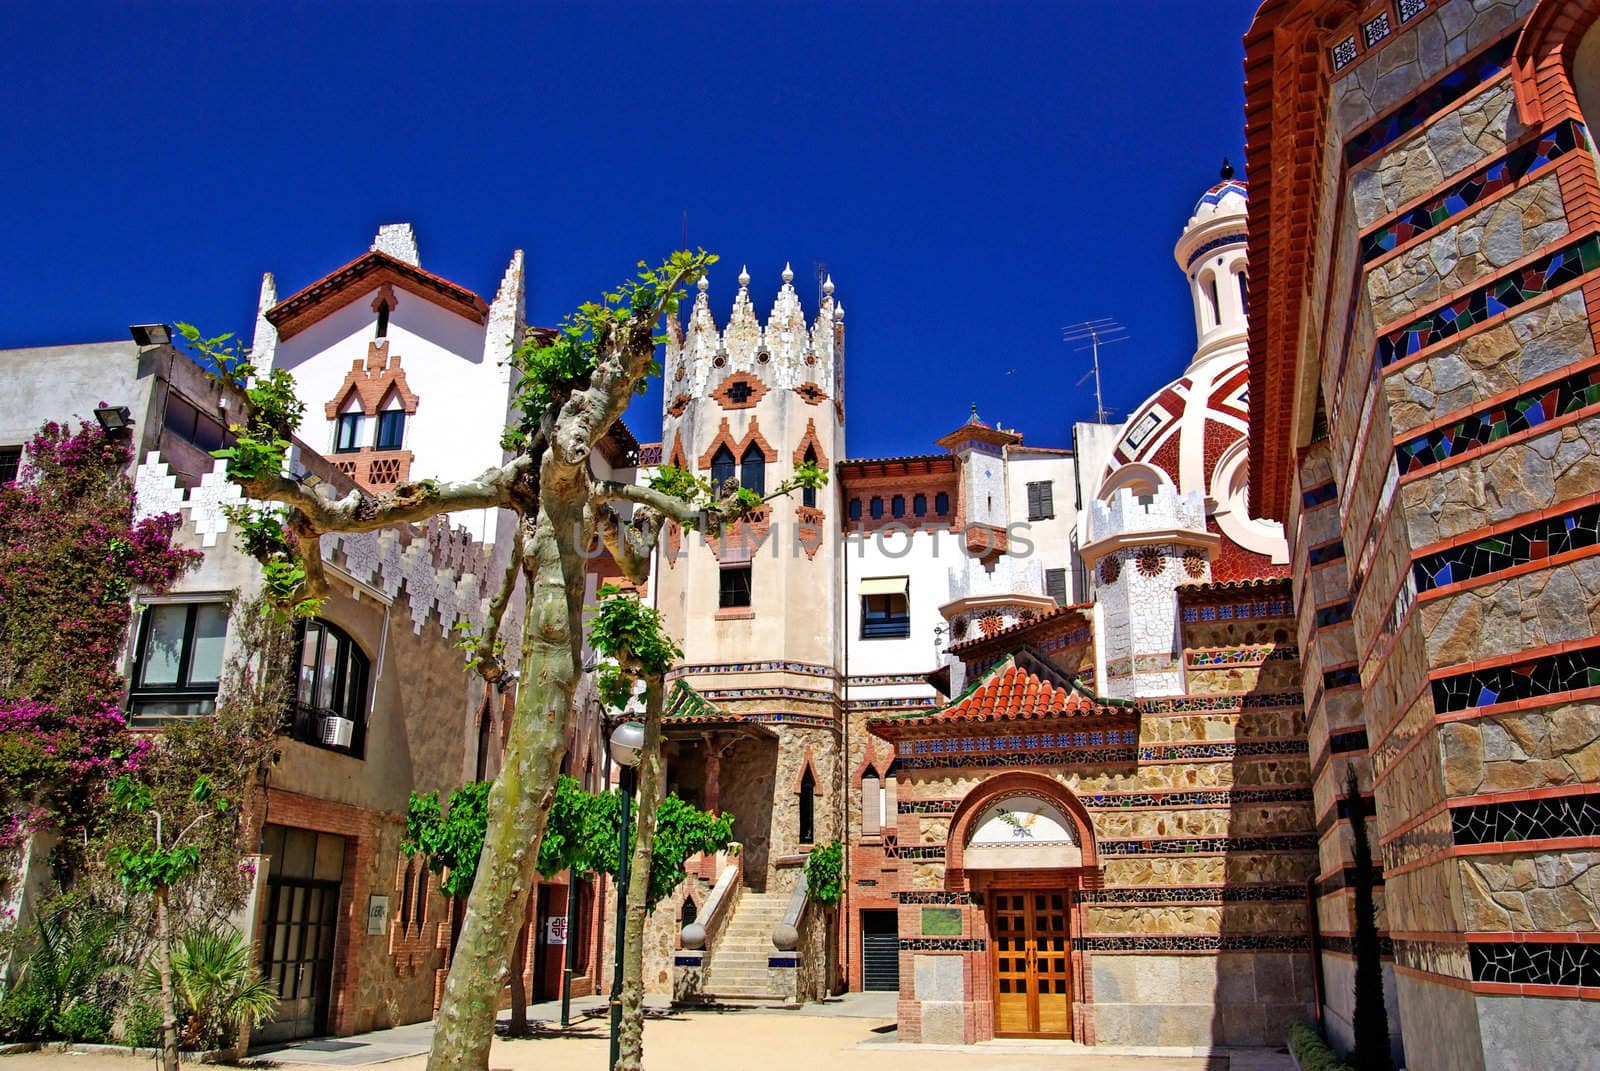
[142,928,275,1050]
[20,900,127,1024]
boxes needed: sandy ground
[0,1008,1265,1071]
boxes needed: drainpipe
[839,463,852,993]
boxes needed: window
[1237,270,1249,311]
[0,447,20,485]
[740,442,766,496]
[1027,480,1055,521]
[719,566,752,609]
[870,497,883,520]
[1045,568,1068,606]
[710,445,736,487]
[335,412,365,453]
[475,708,493,781]
[891,495,905,518]
[727,380,753,404]
[913,493,927,517]
[799,767,816,845]
[849,498,862,521]
[376,409,406,451]
[861,772,881,836]
[375,299,391,339]
[935,492,950,516]
[162,393,228,453]
[129,602,228,727]
[1202,271,1220,329]
[861,578,910,639]
[287,619,371,756]
[801,447,818,508]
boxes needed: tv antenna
[1062,318,1128,424]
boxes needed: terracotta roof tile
[868,652,1132,735]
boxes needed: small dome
[1191,177,1248,220]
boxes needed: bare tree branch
[471,520,526,682]
[239,455,533,535]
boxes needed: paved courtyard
[1,994,1293,1071]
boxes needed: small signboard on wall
[367,894,390,935]
[546,914,567,945]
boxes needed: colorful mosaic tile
[1075,935,1310,952]
[1240,692,1307,710]
[1344,34,1515,165]
[1315,602,1354,628]
[1307,540,1347,566]
[1377,233,1600,369]
[1331,35,1359,73]
[1181,599,1295,623]
[1363,122,1588,263]
[891,738,1306,772]
[1451,790,1600,845]
[1328,728,1369,754]
[1396,363,1600,476]
[1098,834,1317,856]
[1397,0,1426,24]
[1432,642,1600,712]
[1472,942,1600,987]
[897,891,978,904]
[900,938,985,951]
[1081,788,1313,809]
[669,659,835,678]
[1079,885,1305,904]
[898,799,960,815]
[1362,10,1391,47]
[1413,501,1600,593]
[898,845,946,860]
[1324,665,1362,691]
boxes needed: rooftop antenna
[1062,318,1128,425]
[815,259,828,309]
[681,210,688,251]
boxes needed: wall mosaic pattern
[1471,942,1600,987]
[1342,34,1514,165]
[1361,121,1588,262]
[1450,791,1600,846]
[1075,935,1309,952]
[1376,234,1600,370]
[1431,643,1600,713]
[1395,363,1600,476]
[1412,500,1600,593]
[1180,599,1295,623]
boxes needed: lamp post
[605,719,644,1071]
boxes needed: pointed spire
[372,222,421,267]
[724,265,761,361]
[251,272,279,367]
[969,403,981,424]
[782,261,795,283]
[822,275,835,296]
[768,260,806,356]
[738,265,751,288]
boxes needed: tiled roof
[663,680,725,721]
[946,603,1093,655]
[266,250,489,340]
[868,652,1131,736]
[1176,576,1293,596]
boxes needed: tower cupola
[1173,159,1249,370]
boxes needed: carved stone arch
[1098,460,1172,501]
[945,771,1099,889]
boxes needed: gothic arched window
[801,447,818,508]
[799,767,816,845]
[710,445,735,487]
[741,442,766,495]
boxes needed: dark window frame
[848,497,862,521]
[1027,480,1055,521]
[335,412,365,454]
[799,767,816,845]
[286,619,371,758]
[0,446,21,485]
[935,492,950,516]
[128,601,229,727]
[801,446,818,508]
[719,565,752,609]
[912,493,927,517]
[740,443,766,496]
[862,591,911,639]
[1045,568,1068,606]
[710,445,736,487]
[375,409,406,451]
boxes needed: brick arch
[1513,0,1600,125]
[323,340,421,419]
[792,418,829,469]
[696,416,776,470]
[944,771,1100,886]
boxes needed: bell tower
[653,263,846,891]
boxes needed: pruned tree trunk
[156,886,179,1071]
[425,506,586,1071]
[615,676,664,1071]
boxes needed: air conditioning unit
[321,716,355,749]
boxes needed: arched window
[935,492,950,516]
[801,447,818,508]
[399,858,415,931]
[741,442,766,496]
[861,769,881,837]
[680,896,697,930]
[1236,269,1249,313]
[291,619,371,756]
[413,865,428,931]
[799,766,816,845]
[849,498,862,521]
[710,445,735,487]
[913,494,927,517]
[1201,271,1220,330]
[891,495,905,518]
[375,299,391,339]
[870,497,884,520]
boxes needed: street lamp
[606,719,644,1071]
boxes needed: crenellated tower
[653,263,846,893]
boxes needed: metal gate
[860,909,899,991]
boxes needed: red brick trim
[792,418,829,470]
[944,772,1100,885]
[323,341,421,419]
[666,393,691,418]
[1512,0,1600,127]
[697,417,777,471]
[708,372,769,411]
[795,382,827,405]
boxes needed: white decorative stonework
[132,451,244,548]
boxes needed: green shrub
[1287,1021,1353,1071]
[53,1002,112,1043]
[121,999,162,1049]
[803,840,844,907]
[0,984,54,1041]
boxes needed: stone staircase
[701,890,791,1000]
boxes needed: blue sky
[4,1,1258,459]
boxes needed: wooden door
[990,890,1071,1037]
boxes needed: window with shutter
[1027,480,1054,521]
[1045,568,1068,606]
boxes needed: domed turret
[1173,159,1249,369]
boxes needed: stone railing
[769,868,829,1005]
[671,846,741,1004]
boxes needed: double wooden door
[990,890,1071,1037]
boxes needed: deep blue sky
[5,1,1258,459]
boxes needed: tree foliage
[645,794,734,910]
[0,420,200,853]
[402,782,493,900]
[803,839,844,907]
[536,775,621,880]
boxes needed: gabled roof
[946,602,1093,657]
[266,250,489,341]
[659,681,778,738]
[868,649,1132,737]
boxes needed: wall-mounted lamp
[129,323,172,347]
[94,405,133,433]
